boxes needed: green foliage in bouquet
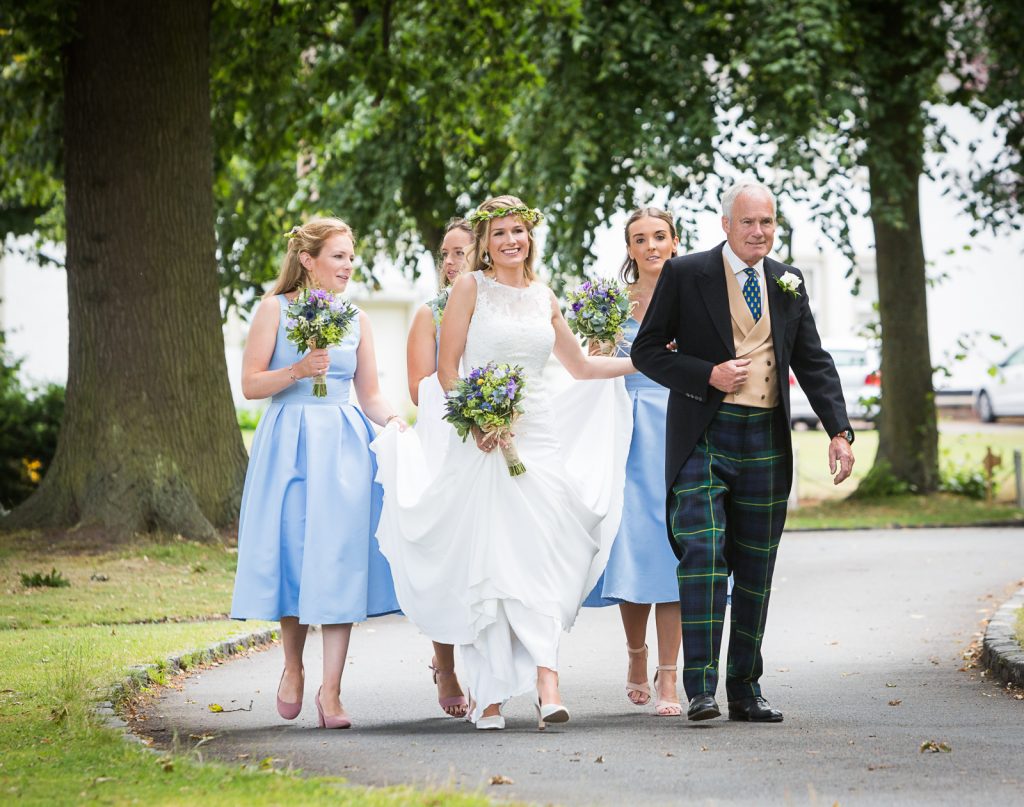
[444,363,527,476]
[564,279,633,353]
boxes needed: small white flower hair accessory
[775,271,802,298]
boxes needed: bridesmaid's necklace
[630,280,657,319]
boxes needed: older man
[631,180,855,722]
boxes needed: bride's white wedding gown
[372,272,631,721]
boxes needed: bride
[373,195,634,730]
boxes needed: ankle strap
[656,664,677,672]
[626,644,648,656]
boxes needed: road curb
[95,627,277,745]
[981,587,1024,688]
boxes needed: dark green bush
[236,407,262,431]
[940,463,993,500]
[850,460,913,499]
[0,332,64,511]
[20,568,70,588]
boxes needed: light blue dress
[231,295,400,624]
[585,317,680,606]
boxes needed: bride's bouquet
[564,279,634,356]
[284,288,358,397]
[444,362,527,476]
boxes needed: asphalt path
[140,528,1024,806]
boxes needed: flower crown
[466,205,543,226]
[284,225,302,240]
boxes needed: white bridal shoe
[535,699,570,730]
[475,712,505,730]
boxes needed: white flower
[776,271,802,297]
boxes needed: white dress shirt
[723,241,765,311]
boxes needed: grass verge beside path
[787,493,1024,531]
[791,426,1024,502]
[0,532,494,806]
[1016,607,1024,647]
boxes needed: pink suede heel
[315,686,352,730]
[276,669,303,720]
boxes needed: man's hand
[709,359,751,394]
[828,435,855,485]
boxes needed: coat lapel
[763,258,789,359]
[697,243,735,357]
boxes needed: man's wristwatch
[835,428,855,444]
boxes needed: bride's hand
[472,426,497,453]
[472,427,512,453]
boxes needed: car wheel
[976,390,996,423]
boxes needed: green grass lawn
[791,424,1024,503]
[0,532,494,806]
[786,492,1024,530]
[788,425,1024,528]
[1016,607,1024,648]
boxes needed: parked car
[789,341,880,428]
[974,344,1024,422]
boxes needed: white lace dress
[372,272,631,721]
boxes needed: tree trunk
[5,0,248,540]
[862,9,941,493]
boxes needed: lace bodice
[464,273,554,409]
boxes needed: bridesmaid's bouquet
[284,288,358,397]
[428,287,450,328]
[565,279,634,356]
[444,362,527,476]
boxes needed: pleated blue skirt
[585,377,680,606]
[231,397,400,624]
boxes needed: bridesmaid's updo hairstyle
[269,217,355,296]
[467,194,542,281]
[619,207,678,285]
[438,217,475,290]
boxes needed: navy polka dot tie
[742,267,761,321]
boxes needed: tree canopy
[2,0,1022,539]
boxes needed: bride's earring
[482,251,491,265]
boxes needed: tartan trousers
[668,403,788,702]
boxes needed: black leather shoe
[686,693,721,721]
[727,696,783,722]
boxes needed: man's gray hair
[721,180,776,220]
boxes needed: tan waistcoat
[724,259,779,409]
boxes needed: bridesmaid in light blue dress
[231,217,407,730]
[585,207,684,716]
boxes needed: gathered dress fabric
[585,317,680,606]
[413,313,455,478]
[231,295,400,625]
[372,273,631,721]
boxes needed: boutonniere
[774,271,802,299]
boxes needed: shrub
[940,462,995,500]
[236,407,262,431]
[850,460,912,499]
[0,332,64,510]
[20,568,70,588]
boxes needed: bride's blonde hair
[467,195,540,281]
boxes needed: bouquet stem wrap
[307,337,327,398]
[593,333,623,357]
[484,423,526,477]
